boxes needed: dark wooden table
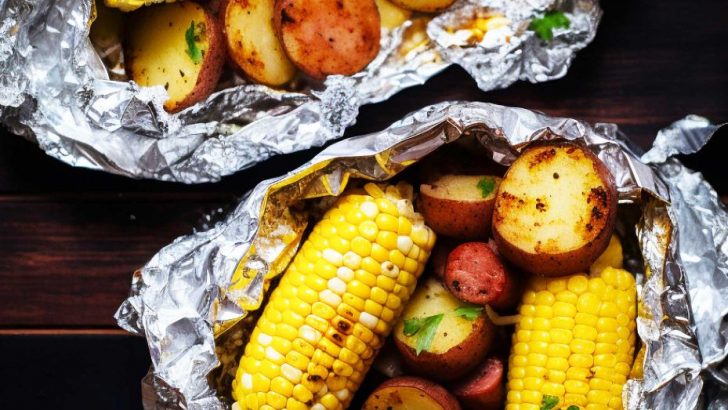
[1,1,727,408]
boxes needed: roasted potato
[451,357,504,410]
[393,277,493,381]
[224,0,297,86]
[492,141,618,276]
[363,376,461,410]
[375,0,412,29]
[390,0,455,13]
[590,234,623,275]
[274,0,381,79]
[445,242,520,310]
[420,175,502,239]
[126,2,225,112]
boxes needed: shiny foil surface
[0,0,599,183]
[116,101,728,409]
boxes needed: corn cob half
[232,183,436,410]
[506,267,637,410]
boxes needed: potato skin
[492,141,618,276]
[273,0,381,79]
[394,314,493,381]
[420,175,501,240]
[125,2,225,113]
[176,9,225,112]
[364,376,462,410]
[451,357,504,410]
[420,189,495,239]
[445,242,520,310]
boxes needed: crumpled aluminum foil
[0,0,600,183]
[115,101,728,409]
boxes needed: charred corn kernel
[234,184,434,409]
[507,270,636,410]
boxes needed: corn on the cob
[232,183,435,410]
[506,267,637,410]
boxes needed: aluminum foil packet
[115,101,728,409]
[0,0,599,183]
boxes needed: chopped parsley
[455,305,483,321]
[540,395,560,410]
[403,313,444,355]
[567,406,580,410]
[529,11,570,42]
[477,177,496,198]
[185,21,203,64]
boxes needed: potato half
[492,141,618,276]
[390,0,454,13]
[420,175,502,239]
[394,277,493,381]
[224,0,297,86]
[126,2,225,113]
[363,376,461,410]
[273,0,381,79]
[375,0,412,29]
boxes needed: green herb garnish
[185,21,203,64]
[477,177,496,198]
[455,305,483,321]
[529,11,570,41]
[540,395,560,410]
[566,406,580,410]
[403,314,444,355]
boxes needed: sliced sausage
[445,242,519,309]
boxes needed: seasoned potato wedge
[375,0,412,29]
[126,2,225,112]
[492,141,618,276]
[274,0,381,79]
[224,0,296,86]
[363,376,461,410]
[420,175,502,239]
[394,278,493,381]
[390,0,455,13]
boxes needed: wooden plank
[0,196,229,326]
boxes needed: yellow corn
[233,183,435,410]
[506,267,637,410]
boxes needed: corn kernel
[569,354,594,368]
[397,216,412,235]
[542,381,565,396]
[347,280,371,299]
[556,290,578,305]
[535,290,555,306]
[375,213,398,232]
[568,275,589,294]
[565,380,590,394]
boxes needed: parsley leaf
[185,21,203,64]
[566,406,580,410]
[477,177,496,198]
[455,305,483,321]
[402,314,444,355]
[540,395,560,410]
[529,11,570,42]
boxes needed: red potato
[445,242,520,310]
[393,278,494,381]
[492,141,618,276]
[363,376,461,410]
[451,357,504,410]
[420,175,502,240]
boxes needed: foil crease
[116,101,728,409]
[1,0,599,183]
